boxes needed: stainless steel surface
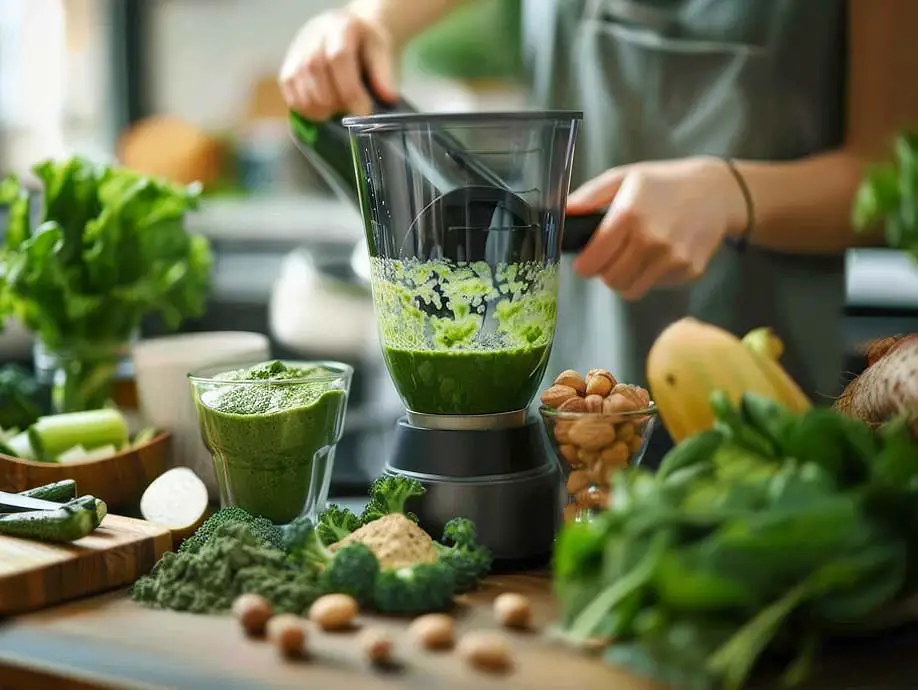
[0,491,63,513]
[846,249,918,309]
[406,409,528,431]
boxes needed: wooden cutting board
[0,514,172,617]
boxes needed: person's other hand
[279,9,398,120]
[567,156,746,301]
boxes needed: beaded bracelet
[721,157,754,251]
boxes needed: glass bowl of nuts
[538,368,656,524]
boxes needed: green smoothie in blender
[371,257,557,415]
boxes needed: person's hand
[278,9,398,120]
[568,156,747,301]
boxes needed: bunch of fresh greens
[853,132,918,260]
[0,157,212,410]
[0,364,42,430]
[553,391,918,690]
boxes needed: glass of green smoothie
[344,112,581,419]
[188,359,352,525]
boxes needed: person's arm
[348,0,473,49]
[722,0,918,254]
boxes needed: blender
[340,111,582,568]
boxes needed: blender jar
[343,112,581,418]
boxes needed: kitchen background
[0,0,916,497]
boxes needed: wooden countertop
[1,572,917,690]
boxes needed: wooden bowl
[0,431,171,512]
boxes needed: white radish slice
[140,467,210,538]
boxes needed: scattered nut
[566,469,592,495]
[553,370,587,396]
[409,613,455,650]
[583,394,604,413]
[493,593,533,630]
[559,444,580,467]
[558,396,588,413]
[358,627,394,665]
[267,613,307,659]
[553,420,572,444]
[540,384,578,409]
[309,593,358,631]
[600,441,630,467]
[585,369,616,397]
[232,593,273,637]
[569,417,616,451]
[457,631,513,673]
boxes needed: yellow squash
[646,318,811,442]
[741,327,812,414]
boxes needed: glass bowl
[188,360,353,525]
[539,402,657,524]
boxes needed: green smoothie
[369,257,558,415]
[382,344,549,414]
[193,360,348,524]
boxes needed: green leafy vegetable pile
[133,476,492,618]
[132,522,321,614]
[179,506,285,554]
[853,132,918,260]
[553,391,918,690]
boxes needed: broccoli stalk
[374,562,456,614]
[286,518,379,605]
[436,518,493,593]
[360,476,426,524]
[316,504,361,544]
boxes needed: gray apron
[523,0,848,452]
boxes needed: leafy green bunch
[553,391,918,690]
[0,156,213,349]
[853,132,918,261]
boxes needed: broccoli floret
[281,514,315,556]
[359,476,426,524]
[320,543,379,605]
[436,518,492,593]
[179,507,284,554]
[285,518,378,603]
[317,504,362,544]
[373,562,456,614]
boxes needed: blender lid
[342,110,584,128]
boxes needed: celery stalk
[28,409,129,462]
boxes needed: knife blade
[0,490,65,513]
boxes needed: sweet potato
[835,334,918,433]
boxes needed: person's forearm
[348,0,473,48]
[722,150,882,254]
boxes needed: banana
[741,328,812,414]
[646,318,789,442]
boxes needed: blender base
[385,414,561,570]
